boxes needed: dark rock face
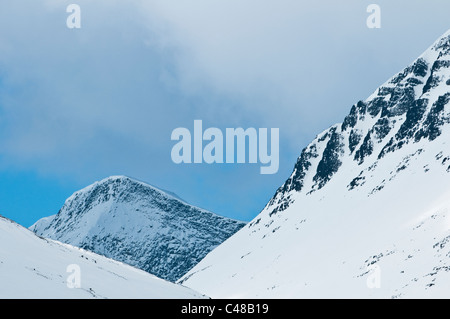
[267,143,318,217]
[396,99,429,140]
[313,130,344,190]
[348,129,362,154]
[415,93,450,142]
[412,58,429,77]
[31,176,245,282]
[367,97,387,117]
[354,131,374,164]
[342,101,366,131]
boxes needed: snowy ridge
[31,175,245,282]
[180,29,450,298]
[0,215,205,299]
[266,28,450,214]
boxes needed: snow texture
[0,215,205,299]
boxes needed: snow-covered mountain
[180,30,450,298]
[31,176,245,282]
[0,215,205,298]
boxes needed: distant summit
[31,175,245,282]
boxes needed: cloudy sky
[1,0,450,226]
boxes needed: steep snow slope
[0,215,205,298]
[180,30,450,298]
[31,176,245,282]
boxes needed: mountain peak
[432,29,450,52]
[78,175,163,195]
[78,175,187,204]
[31,177,245,282]
[100,175,136,184]
[262,29,450,217]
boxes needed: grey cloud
[1,0,450,220]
